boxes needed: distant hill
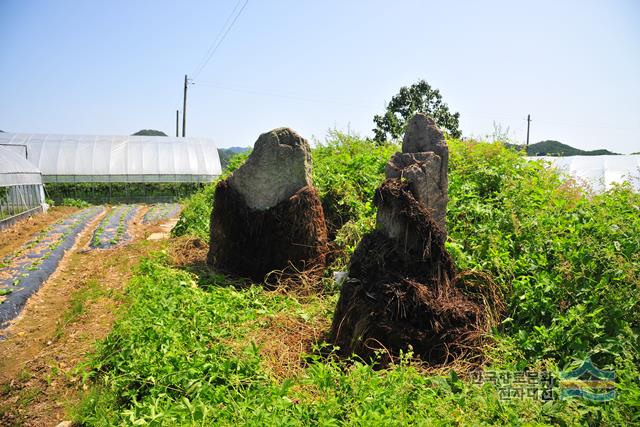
[507,140,619,156]
[132,129,167,136]
[218,147,250,170]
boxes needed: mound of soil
[208,179,328,283]
[328,180,496,365]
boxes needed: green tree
[373,80,461,142]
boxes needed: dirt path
[0,205,176,426]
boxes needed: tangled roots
[208,180,328,283]
[328,180,502,366]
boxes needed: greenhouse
[0,144,46,229]
[0,133,222,203]
[532,155,640,193]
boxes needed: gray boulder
[384,152,447,228]
[228,127,312,211]
[402,113,447,155]
[381,113,449,234]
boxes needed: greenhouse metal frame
[0,144,46,229]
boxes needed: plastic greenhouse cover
[528,155,640,192]
[0,145,43,186]
[0,133,222,183]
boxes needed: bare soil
[0,205,177,426]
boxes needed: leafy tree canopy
[132,129,167,136]
[373,79,461,142]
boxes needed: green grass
[75,133,640,425]
[72,256,569,426]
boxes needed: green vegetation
[218,147,251,170]
[312,130,397,269]
[45,182,204,204]
[373,79,462,142]
[77,133,639,425]
[172,152,249,240]
[61,197,91,208]
[510,140,619,156]
[132,129,167,136]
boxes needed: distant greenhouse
[0,133,221,183]
[0,133,222,203]
[0,144,46,228]
[530,155,640,193]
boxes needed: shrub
[172,152,249,240]
[61,197,91,208]
[158,132,640,424]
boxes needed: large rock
[382,113,448,233]
[228,128,312,210]
[328,180,496,366]
[384,152,446,230]
[208,127,328,282]
[327,114,499,366]
[402,113,447,156]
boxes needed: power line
[191,0,243,76]
[192,0,249,79]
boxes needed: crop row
[0,206,104,328]
[142,203,182,223]
[90,205,140,249]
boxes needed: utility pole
[526,114,531,148]
[175,110,180,137]
[182,74,188,137]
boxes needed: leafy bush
[74,257,580,426]
[61,197,91,208]
[98,133,640,425]
[447,140,640,372]
[313,130,397,267]
[172,152,249,240]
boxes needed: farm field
[89,205,140,249]
[0,207,104,328]
[2,136,636,425]
[0,203,184,425]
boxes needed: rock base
[328,180,494,365]
[208,179,328,282]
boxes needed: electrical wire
[191,0,243,77]
[192,0,249,79]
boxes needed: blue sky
[1,0,638,152]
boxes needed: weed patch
[80,135,640,425]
